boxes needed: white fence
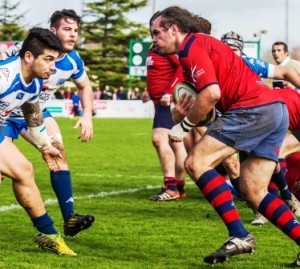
[46,99,155,118]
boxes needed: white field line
[0,174,193,213]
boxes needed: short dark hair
[19,27,63,58]
[272,41,288,53]
[49,9,83,29]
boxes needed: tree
[0,0,27,41]
[78,0,150,89]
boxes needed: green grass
[0,118,298,268]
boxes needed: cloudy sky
[19,0,300,55]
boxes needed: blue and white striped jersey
[10,49,87,118]
[242,56,275,79]
[0,55,42,123]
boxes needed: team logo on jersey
[0,68,9,80]
[146,56,153,67]
[39,91,50,101]
[0,101,9,110]
[57,78,66,86]
[52,69,57,75]
[191,65,205,84]
[16,92,25,100]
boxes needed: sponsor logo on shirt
[57,78,66,86]
[16,92,25,100]
[146,56,153,67]
[0,68,9,80]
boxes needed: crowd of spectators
[54,85,143,101]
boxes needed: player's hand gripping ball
[173,81,215,126]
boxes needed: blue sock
[32,213,57,234]
[229,177,241,198]
[50,170,74,223]
[271,170,291,200]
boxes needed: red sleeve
[180,42,218,92]
[164,64,184,95]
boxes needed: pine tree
[0,0,27,41]
[78,0,149,88]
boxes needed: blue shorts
[207,102,288,162]
[0,133,4,143]
[0,109,53,140]
[153,103,175,130]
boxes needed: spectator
[93,86,101,100]
[112,88,118,100]
[55,89,65,100]
[65,87,72,99]
[118,86,128,100]
[134,87,141,100]
[272,41,300,89]
[71,90,81,117]
[104,84,112,99]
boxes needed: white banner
[46,99,155,118]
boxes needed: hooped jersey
[178,33,283,113]
[146,46,184,105]
[10,49,86,119]
[0,55,42,123]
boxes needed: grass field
[0,118,298,269]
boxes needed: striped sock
[196,169,248,238]
[258,193,300,245]
[176,179,186,193]
[163,177,178,191]
[268,181,280,197]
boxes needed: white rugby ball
[173,81,198,104]
[173,81,215,127]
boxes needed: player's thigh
[186,133,237,177]
[0,137,32,180]
[152,127,170,145]
[280,133,300,157]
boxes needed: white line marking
[0,185,161,212]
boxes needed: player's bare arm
[74,76,94,143]
[21,101,44,126]
[21,101,62,171]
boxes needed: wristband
[28,124,51,151]
[180,116,197,132]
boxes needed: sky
[17,0,300,56]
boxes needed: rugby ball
[173,81,198,104]
[173,81,215,126]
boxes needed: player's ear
[170,24,179,35]
[24,51,33,63]
[50,27,56,34]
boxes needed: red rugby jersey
[178,33,284,113]
[146,46,184,105]
[277,88,300,131]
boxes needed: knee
[16,160,34,183]
[184,155,197,177]
[152,137,161,149]
[240,188,262,209]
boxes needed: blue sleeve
[242,56,270,78]
[68,50,86,81]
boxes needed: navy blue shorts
[153,103,175,130]
[207,102,288,162]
